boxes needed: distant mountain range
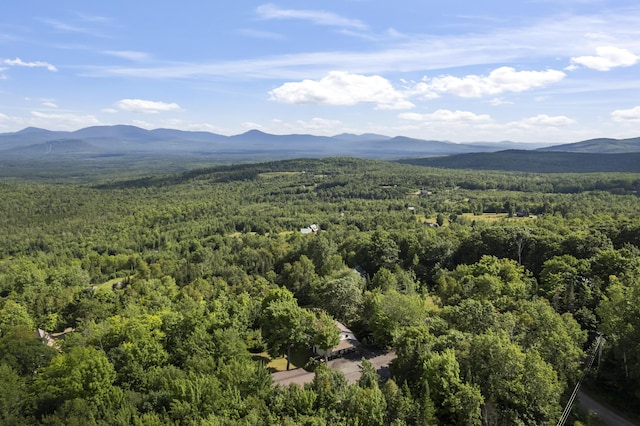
[0,125,551,161]
[1,125,639,172]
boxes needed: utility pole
[556,333,605,426]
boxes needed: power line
[556,333,605,426]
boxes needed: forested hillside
[398,150,640,173]
[1,158,640,425]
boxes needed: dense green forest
[398,150,640,173]
[1,157,640,425]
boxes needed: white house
[313,320,360,359]
[300,224,319,234]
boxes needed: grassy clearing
[95,277,126,291]
[258,171,301,178]
[253,347,314,372]
[461,212,538,222]
[416,212,537,227]
[461,212,509,222]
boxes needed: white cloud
[395,111,576,141]
[269,71,414,110]
[103,50,150,61]
[179,122,228,133]
[3,57,57,72]
[242,121,267,131]
[256,4,367,30]
[115,99,181,114]
[511,114,576,128]
[570,46,639,71]
[415,67,566,98]
[41,99,58,108]
[131,120,154,129]
[399,110,492,123]
[489,98,513,106]
[260,117,346,135]
[296,117,343,130]
[29,111,101,129]
[611,106,640,122]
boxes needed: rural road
[273,353,638,426]
[272,349,396,386]
[578,390,637,426]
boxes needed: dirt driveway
[272,349,396,386]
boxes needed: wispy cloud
[399,110,492,123]
[235,28,285,40]
[3,57,57,72]
[264,117,345,135]
[40,98,58,108]
[103,50,150,62]
[295,117,343,131]
[87,9,640,82]
[73,12,112,23]
[489,98,514,106]
[29,111,101,129]
[393,110,580,143]
[513,114,576,128]
[38,17,109,38]
[115,98,181,114]
[3,111,225,133]
[131,119,154,129]
[256,4,367,30]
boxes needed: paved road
[578,390,638,426]
[274,356,638,426]
[272,349,396,386]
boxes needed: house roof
[335,320,353,334]
[335,338,360,352]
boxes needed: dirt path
[578,390,637,426]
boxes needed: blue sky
[1,1,639,142]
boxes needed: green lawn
[253,347,314,372]
[95,277,127,291]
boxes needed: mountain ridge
[1,125,638,163]
[538,136,640,154]
[398,150,640,173]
